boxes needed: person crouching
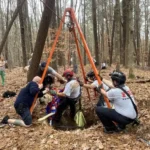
[0,76,48,127]
[49,69,81,126]
[96,71,138,133]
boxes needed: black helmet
[41,62,46,68]
[43,74,55,86]
[86,71,95,78]
[110,71,126,85]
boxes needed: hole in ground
[53,107,99,131]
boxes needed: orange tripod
[30,8,111,113]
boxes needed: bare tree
[27,0,55,81]
[17,0,27,67]
[122,0,134,67]
[0,0,26,55]
[92,0,100,65]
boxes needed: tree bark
[92,0,100,65]
[134,0,140,65]
[17,0,27,67]
[83,0,86,65]
[122,0,134,67]
[114,0,121,63]
[104,1,111,66]
[27,0,55,81]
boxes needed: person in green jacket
[0,56,6,86]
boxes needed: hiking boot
[1,115,10,124]
[0,123,6,128]
[103,127,122,134]
[103,128,114,134]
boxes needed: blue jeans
[15,103,32,125]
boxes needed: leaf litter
[0,66,150,149]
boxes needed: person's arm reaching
[82,83,96,89]
[47,67,66,83]
[102,79,114,88]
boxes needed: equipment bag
[74,97,86,128]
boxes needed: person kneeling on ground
[0,76,49,127]
[81,71,113,106]
[49,69,81,126]
[96,71,138,133]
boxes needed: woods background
[0,0,150,70]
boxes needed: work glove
[38,84,43,89]
[85,76,89,82]
[42,87,50,94]
[49,90,57,96]
[58,79,66,84]
[96,84,103,93]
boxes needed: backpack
[3,91,16,98]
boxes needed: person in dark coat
[0,76,48,127]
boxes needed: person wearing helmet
[49,69,81,125]
[37,61,66,83]
[81,71,112,106]
[96,71,138,133]
[36,61,66,101]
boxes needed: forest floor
[0,66,150,150]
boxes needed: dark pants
[15,103,32,125]
[54,97,77,122]
[96,106,134,130]
[101,66,106,69]
[97,95,105,106]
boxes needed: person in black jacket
[0,76,48,127]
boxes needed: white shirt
[107,86,137,119]
[102,63,106,67]
[91,80,109,91]
[63,80,80,99]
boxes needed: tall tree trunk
[25,1,33,55]
[17,0,27,67]
[101,1,105,63]
[110,19,115,65]
[0,0,27,55]
[92,0,100,65]
[122,0,134,67]
[56,0,60,27]
[134,0,140,65]
[83,0,86,65]
[5,0,10,62]
[114,0,121,63]
[104,1,111,66]
[27,0,55,81]
[145,0,149,66]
